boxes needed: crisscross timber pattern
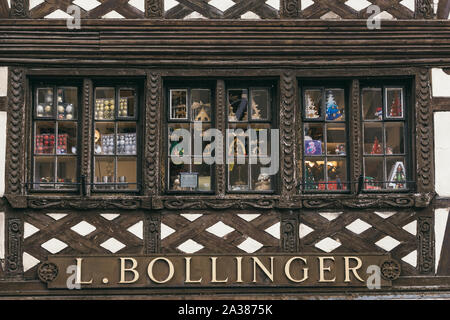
[300,210,419,276]
[4,0,450,19]
[161,212,281,254]
[22,212,144,279]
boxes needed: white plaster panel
[432,68,450,97]
[0,67,7,97]
[434,112,450,197]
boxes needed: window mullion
[82,78,93,196]
[349,79,362,194]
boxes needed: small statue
[255,174,271,191]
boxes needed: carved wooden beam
[145,213,161,254]
[146,0,164,18]
[350,80,362,194]
[9,0,29,18]
[432,97,450,111]
[415,0,434,18]
[81,79,93,196]
[437,0,450,19]
[280,0,300,18]
[281,210,299,252]
[5,214,24,279]
[418,208,435,274]
[216,80,226,197]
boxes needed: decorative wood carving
[6,217,23,278]
[37,262,58,283]
[146,0,164,18]
[82,79,92,195]
[156,198,277,210]
[380,259,401,281]
[27,198,141,210]
[418,215,435,274]
[6,68,26,196]
[350,79,362,193]
[145,72,161,195]
[415,0,434,18]
[416,69,434,194]
[280,0,299,18]
[216,80,226,196]
[9,0,29,18]
[145,213,161,254]
[280,71,297,198]
[281,211,298,252]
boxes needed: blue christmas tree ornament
[326,91,343,121]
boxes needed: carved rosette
[281,212,298,252]
[9,0,29,18]
[37,262,59,283]
[6,218,23,277]
[418,216,434,274]
[380,259,401,281]
[146,0,164,18]
[6,68,26,195]
[145,72,161,194]
[145,214,161,254]
[280,71,297,197]
[416,69,434,193]
[280,0,299,18]
[415,0,434,19]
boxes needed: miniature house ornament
[305,93,319,119]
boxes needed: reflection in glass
[385,88,403,118]
[385,122,404,155]
[228,89,248,122]
[191,89,211,122]
[170,89,187,120]
[119,89,135,118]
[36,88,54,118]
[229,164,249,191]
[95,88,115,120]
[57,157,77,189]
[95,122,115,155]
[325,89,345,121]
[304,123,324,155]
[304,89,322,119]
[34,156,55,189]
[117,158,137,190]
[386,157,407,190]
[57,87,77,120]
[35,122,55,155]
[94,157,115,190]
[251,89,269,120]
[364,157,384,190]
[327,124,346,155]
[327,158,347,191]
[362,88,382,120]
[364,123,384,155]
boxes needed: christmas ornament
[305,94,319,119]
[325,91,343,121]
[389,91,402,117]
[388,161,406,189]
[371,136,382,154]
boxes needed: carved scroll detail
[6,218,23,278]
[145,72,161,194]
[280,0,299,18]
[418,216,435,274]
[146,0,164,18]
[280,71,297,196]
[9,0,29,18]
[145,213,161,254]
[281,212,298,252]
[415,0,434,19]
[6,68,25,195]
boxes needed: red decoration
[371,136,382,155]
[389,92,402,117]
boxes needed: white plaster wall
[434,112,450,197]
[432,68,450,97]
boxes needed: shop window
[93,86,139,191]
[227,86,275,192]
[167,87,214,192]
[301,86,348,192]
[362,86,409,191]
[32,86,79,190]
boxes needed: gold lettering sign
[42,254,394,289]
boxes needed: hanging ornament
[325,91,343,121]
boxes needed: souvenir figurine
[255,173,271,191]
[371,136,382,154]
